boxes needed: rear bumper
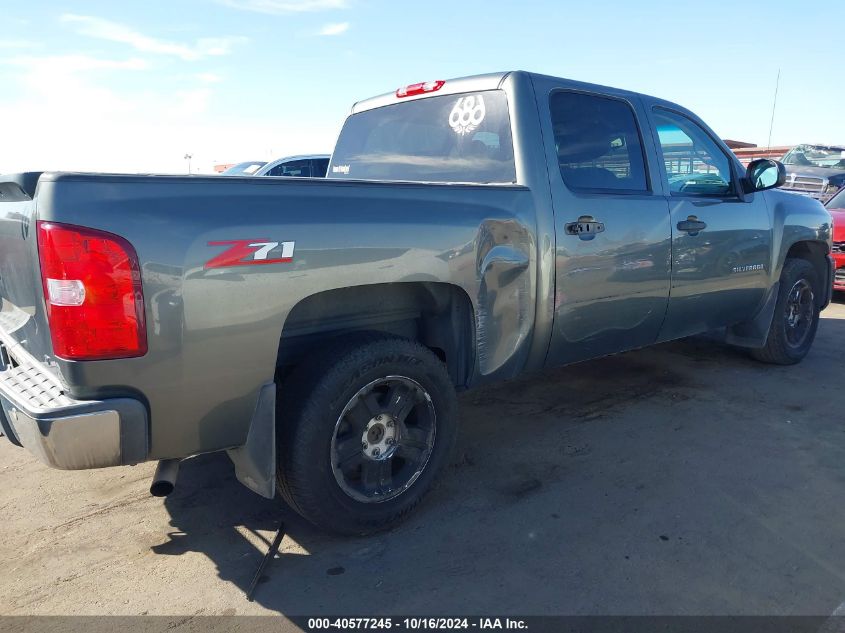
[0,333,148,470]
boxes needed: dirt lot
[2,301,845,618]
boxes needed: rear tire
[276,334,458,535]
[751,258,820,365]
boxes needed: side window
[550,91,648,192]
[312,158,330,177]
[652,109,733,196]
[268,160,311,177]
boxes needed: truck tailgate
[0,173,55,366]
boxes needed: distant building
[723,140,792,165]
[723,139,757,150]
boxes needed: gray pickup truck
[0,71,834,535]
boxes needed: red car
[827,187,845,291]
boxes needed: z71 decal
[205,239,295,269]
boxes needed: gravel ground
[2,300,845,619]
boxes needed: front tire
[751,258,821,365]
[276,334,458,535]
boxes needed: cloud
[171,88,215,117]
[2,54,149,74]
[0,54,152,157]
[0,30,341,176]
[318,22,349,36]
[0,52,236,174]
[0,39,39,49]
[61,14,245,61]
[218,0,349,14]
[195,72,223,84]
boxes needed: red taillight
[396,80,445,98]
[37,221,147,361]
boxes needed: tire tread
[275,333,456,535]
[751,258,820,365]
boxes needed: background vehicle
[0,71,833,535]
[780,144,845,202]
[219,160,267,176]
[253,154,330,178]
[826,188,845,291]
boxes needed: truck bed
[0,171,536,461]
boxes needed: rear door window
[328,90,516,184]
[550,91,649,193]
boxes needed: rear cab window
[328,90,516,184]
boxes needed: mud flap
[725,282,780,348]
[227,382,276,499]
[821,254,834,310]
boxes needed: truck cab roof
[351,70,687,117]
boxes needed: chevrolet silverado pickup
[0,71,834,535]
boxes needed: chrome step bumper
[0,329,148,469]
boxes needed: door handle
[677,215,707,236]
[565,215,605,241]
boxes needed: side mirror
[744,158,786,193]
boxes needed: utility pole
[766,69,781,152]
[184,153,193,174]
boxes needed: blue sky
[1,0,842,173]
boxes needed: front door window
[653,109,734,197]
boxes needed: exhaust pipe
[150,459,181,497]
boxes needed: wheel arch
[276,281,476,389]
[782,239,831,308]
[727,239,831,349]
